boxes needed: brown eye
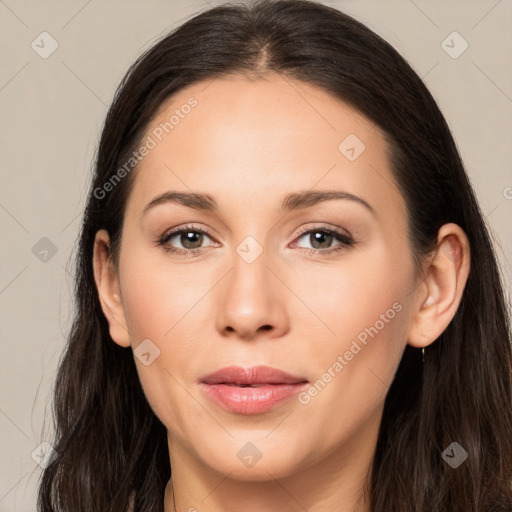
[173,230,204,250]
[294,227,354,254]
[159,225,219,255]
[308,231,335,250]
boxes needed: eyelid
[289,223,355,253]
[161,224,213,238]
[158,222,355,255]
[160,223,217,243]
[293,223,352,240]
[160,223,352,243]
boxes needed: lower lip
[200,382,308,415]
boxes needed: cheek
[292,244,413,426]
[119,246,206,340]
[293,239,412,343]
[117,246,218,435]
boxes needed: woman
[37,0,512,510]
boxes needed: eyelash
[158,223,355,257]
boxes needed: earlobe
[407,223,470,349]
[92,229,131,348]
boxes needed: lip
[199,365,309,415]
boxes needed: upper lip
[200,365,308,385]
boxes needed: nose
[215,248,289,341]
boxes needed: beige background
[0,0,511,509]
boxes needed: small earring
[424,296,434,307]
[422,347,425,363]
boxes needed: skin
[93,72,470,512]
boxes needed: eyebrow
[141,189,376,217]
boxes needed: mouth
[200,365,308,386]
[221,383,279,387]
[199,365,309,415]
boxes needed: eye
[158,224,219,256]
[292,224,355,255]
[158,223,355,257]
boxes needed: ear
[407,223,470,349]
[92,229,131,348]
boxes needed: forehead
[126,73,405,222]
[148,73,377,160]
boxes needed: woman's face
[101,73,422,485]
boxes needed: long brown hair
[37,1,512,510]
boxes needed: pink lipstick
[199,365,308,415]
